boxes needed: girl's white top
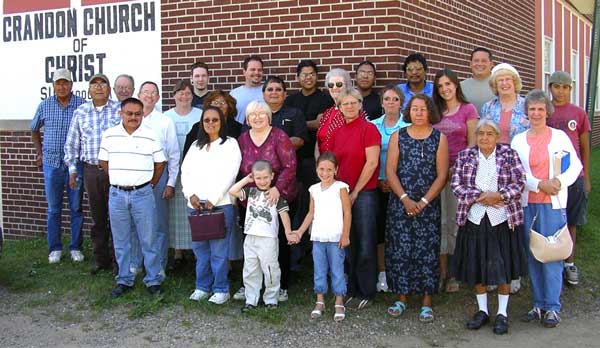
[308,180,349,242]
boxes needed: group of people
[30,48,590,331]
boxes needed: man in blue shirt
[31,68,86,264]
[397,53,434,109]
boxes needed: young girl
[293,152,351,322]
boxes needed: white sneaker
[377,272,390,292]
[189,289,210,301]
[278,289,288,302]
[233,287,246,301]
[510,278,521,294]
[208,292,230,304]
[48,250,62,264]
[70,250,84,262]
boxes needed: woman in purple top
[238,100,298,301]
[432,69,479,293]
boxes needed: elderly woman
[181,106,241,304]
[451,119,527,335]
[164,80,202,272]
[385,94,448,322]
[183,90,241,157]
[481,63,529,144]
[432,68,479,293]
[331,89,381,311]
[316,68,367,156]
[371,84,410,292]
[511,90,582,328]
[237,100,298,301]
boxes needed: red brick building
[0,0,596,240]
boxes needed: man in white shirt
[461,47,495,114]
[230,55,265,124]
[99,97,166,297]
[127,81,180,275]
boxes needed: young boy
[547,71,591,286]
[229,160,297,311]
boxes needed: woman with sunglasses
[183,90,241,157]
[181,106,241,304]
[315,68,367,158]
[431,68,479,293]
[370,84,410,293]
[165,80,202,273]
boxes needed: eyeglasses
[357,70,375,77]
[266,87,283,92]
[248,113,268,118]
[300,72,316,79]
[210,100,226,107]
[122,111,143,117]
[203,117,220,123]
[406,65,424,73]
[327,82,344,88]
[116,86,133,92]
[341,101,360,107]
[141,91,158,96]
[383,96,400,102]
[90,82,108,89]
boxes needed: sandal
[311,301,325,319]
[334,304,346,322]
[387,301,406,317]
[419,306,434,323]
[445,278,460,293]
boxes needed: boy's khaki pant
[243,234,280,306]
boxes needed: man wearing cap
[113,74,135,102]
[31,68,86,264]
[64,73,121,274]
[461,47,495,114]
[99,97,166,297]
[546,71,591,287]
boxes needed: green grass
[1,149,600,325]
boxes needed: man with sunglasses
[99,97,166,297]
[127,81,180,276]
[64,73,121,275]
[230,55,265,124]
[397,53,434,109]
[356,61,383,120]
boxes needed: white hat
[491,63,519,78]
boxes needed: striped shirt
[63,99,121,174]
[30,94,85,168]
[98,123,165,187]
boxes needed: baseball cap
[549,71,572,86]
[52,68,72,82]
[89,73,110,85]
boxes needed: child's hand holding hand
[286,231,299,244]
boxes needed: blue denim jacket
[481,95,529,142]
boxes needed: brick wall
[2,0,539,240]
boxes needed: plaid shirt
[451,143,526,229]
[30,94,85,168]
[64,99,121,173]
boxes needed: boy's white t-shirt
[240,187,289,238]
[308,180,349,243]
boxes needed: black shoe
[111,284,134,298]
[90,261,110,275]
[521,307,545,323]
[493,314,509,334]
[467,310,490,330]
[147,285,163,296]
[241,303,256,313]
[168,258,185,273]
[265,303,278,310]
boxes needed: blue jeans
[313,241,346,296]
[130,170,169,271]
[109,185,163,287]
[43,164,84,252]
[523,203,565,312]
[347,189,378,299]
[190,205,234,293]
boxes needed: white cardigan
[511,127,582,208]
[180,137,242,208]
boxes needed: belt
[83,162,103,171]
[111,181,151,191]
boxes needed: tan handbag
[529,216,573,263]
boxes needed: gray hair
[325,68,353,92]
[525,89,554,117]
[475,119,500,135]
[114,74,135,87]
[336,88,363,107]
[251,159,273,174]
[245,100,272,125]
